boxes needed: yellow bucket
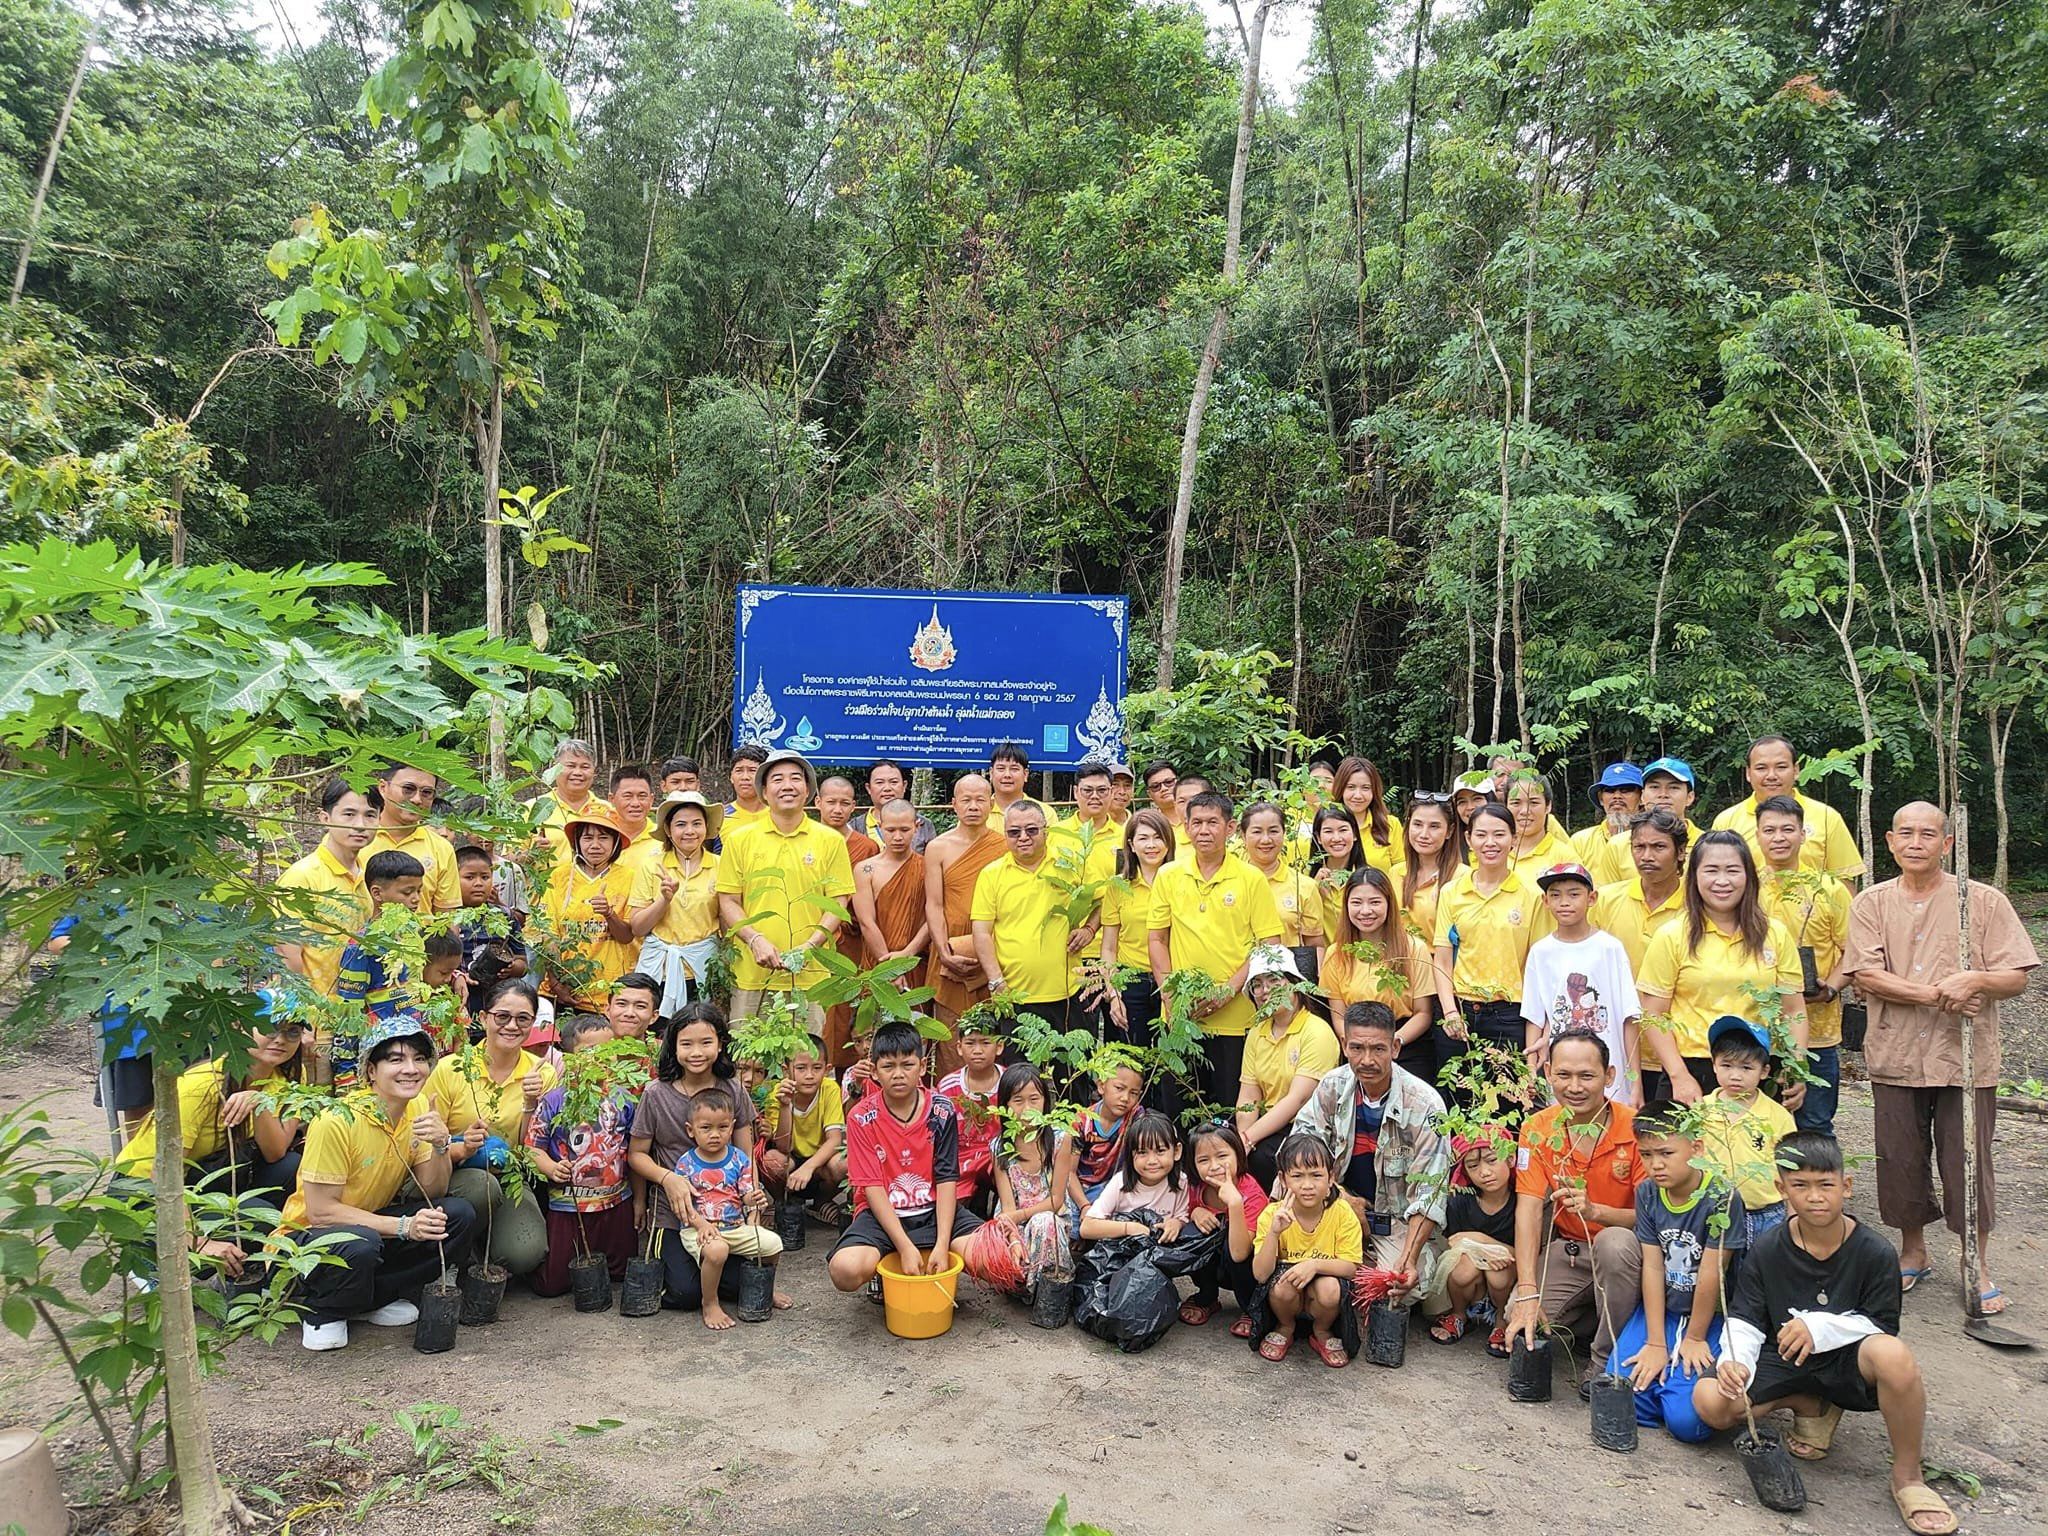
[876,1251,965,1339]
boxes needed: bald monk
[853,799,930,1005]
[924,774,1004,1077]
[817,774,880,1063]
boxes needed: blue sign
[732,585,1128,770]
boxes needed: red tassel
[1350,1266,1413,1313]
[959,1216,1028,1293]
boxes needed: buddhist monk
[852,799,930,1004]
[924,773,1004,1077]
[816,774,879,1062]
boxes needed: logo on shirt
[1508,908,1524,925]
[1223,891,1236,906]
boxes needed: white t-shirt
[1520,929,1641,1100]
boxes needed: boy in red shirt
[937,1020,1003,1210]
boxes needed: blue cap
[1643,756,1695,788]
[1707,1015,1770,1054]
[1591,762,1644,804]
[360,1011,436,1061]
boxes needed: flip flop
[1978,1285,2007,1316]
[1486,1324,1511,1359]
[1308,1333,1349,1369]
[1788,1402,1842,1460]
[1900,1266,1933,1293]
[1891,1483,1958,1535]
[1258,1330,1292,1362]
[1179,1299,1217,1327]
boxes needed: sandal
[1891,1483,1958,1536]
[1308,1333,1349,1369]
[1899,1265,1933,1294]
[1978,1285,2007,1316]
[1257,1330,1292,1362]
[1486,1324,1511,1359]
[1230,1314,1255,1339]
[1788,1402,1843,1461]
[1179,1299,1217,1327]
[1428,1312,1467,1345]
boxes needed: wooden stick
[1956,805,1982,1318]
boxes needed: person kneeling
[281,1014,477,1351]
[1690,1132,1956,1535]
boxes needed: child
[1181,1121,1268,1337]
[826,1019,989,1293]
[992,1064,1075,1286]
[1520,861,1642,1099]
[840,1030,877,1105]
[937,1022,1003,1209]
[526,1013,639,1298]
[1079,1110,1190,1240]
[671,1094,782,1329]
[331,850,427,1086]
[1700,1015,1796,1246]
[1692,1133,1954,1536]
[1613,1101,1745,1441]
[415,931,467,1052]
[455,842,529,995]
[1424,1129,1518,1350]
[762,1035,848,1207]
[1070,1060,1143,1207]
[1251,1132,1363,1368]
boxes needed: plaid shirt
[1292,1062,1449,1228]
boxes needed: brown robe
[932,830,1006,1022]
[871,852,930,992]
[825,828,881,1064]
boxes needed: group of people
[95,732,2039,1535]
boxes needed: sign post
[732,586,1128,769]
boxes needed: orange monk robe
[869,852,930,993]
[825,828,881,1065]
[932,831,1006,1023]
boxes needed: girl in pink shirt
[1182,1122,1270,1336]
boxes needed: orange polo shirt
[1515,1101,1643,1243]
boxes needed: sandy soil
[5,1019,2047,1536]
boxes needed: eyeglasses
[1004,827,1044,840]
[486,1010,536,1028]
[386,783,438,802]
[1410,791,1453,805]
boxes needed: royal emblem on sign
[909,604,957,672]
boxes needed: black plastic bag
[1072,1214,1224,1353]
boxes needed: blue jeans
[1795,1046,1840,1136]
[1611,1305,1723,1443]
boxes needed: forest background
[5,0,2046,875]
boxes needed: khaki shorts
[677,1224,783,1261]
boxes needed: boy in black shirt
[1692,1132,1956,1535]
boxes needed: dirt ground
[6,1019,2048,1536]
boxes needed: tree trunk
[1647,500,1692,679]
[8,10,92,309]
[1989,704,2013,888]
[151,1056,231,1532]
[464,258,509,780]
[1157,0,1271,690]
[1393,0,1432,287]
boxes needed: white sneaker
[363,1299,419,1327]
[301,1320,349,1351]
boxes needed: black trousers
[653,1225,744,1311]
[1192,1246,1258,1312]
[296,1196,478,1324]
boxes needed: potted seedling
[622,1218,665,1317]
[547,1039,651,1314]
[372,1113,464,1352]
[730,990,819,1248]
[1573,1170,1637,1452]
[446,1040,520,1323]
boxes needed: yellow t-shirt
[1713,793,1865,880]
[771,1077,847,1159]
[1761,868,1851,1048]
[115,1060,231,1175]
[1147,853,1286,1037]
[1253,862,1324,947]
[540,859,641,1001]
[426,1048,557,1141]
[713,816,856,991]
[1359,813,1405,875]
[1241,1011,1341,1112]
[1635,916,1802,1059]
[1700,1089,1798,1209]
[280,1090,437,1230]
[364,823,462,913]
[627,850,721,946]
[1103,869,1160,972]
[970,853,1081,1003]
[1592,877,1686,975]
[276,843,372,998]
[1255,1197,1364,1264]
[1432,867,1553,1001]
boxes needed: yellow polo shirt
[1432,867,1552,1001]
[1241,1010,1341,1112]
[1590,817,1705,887]
[614,826,662,882]
[628,850,722,946]
[540,859,641,1001]
[1636,915,1802,1059]
[427,1048,557,1141]
[1359,814,1405,875]
[1103,869,1159,972]
[970,853,1079,1003]
[1592,877,1686,974]
[721,802,771,842]
[536,792,616,864]
[364,823,462,912]
[1714,793,1865,880]
[114,1060,231,1175]
[1571,822,1623,865]
[280,1090,437,1230]
[1761,867,1851,1048]
[1508,828,1570,877]
[1255,862,1324,947]
[276,843,372,997]
[1147,852,1285,1037]
[714,816,856,990]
